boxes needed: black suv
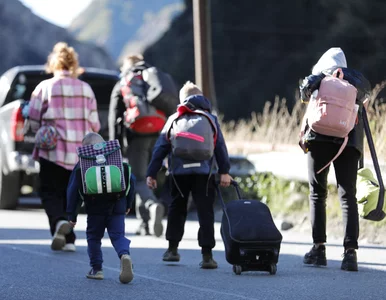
[0,65,119,209]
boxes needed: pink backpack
[307,68,358,173]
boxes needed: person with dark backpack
[299,47,371,272]
[108,54,179,237]
[146,81,232,269]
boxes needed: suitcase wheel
[269,264,277,275]
[233,265,242,275]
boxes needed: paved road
[0,199,386,300]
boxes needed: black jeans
[166,174,216,253]
[39,158,76,244]
[307,143,360,250]
[127,135,159,223]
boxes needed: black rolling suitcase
[216,182,283,275]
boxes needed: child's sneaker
[162,248,180,262]
[341,249,358,272]
[119,254,134,284]
[51,220,71,251]
[200,254,218,269]
[303,245,327,266]
[86,268,104,280]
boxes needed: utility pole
[193,0,217,110]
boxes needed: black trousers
[39,158,76,244]
[307,143,360,250]
[166,174,216,252]
[127,135,159,223]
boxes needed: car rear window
[4,72,52,105]
[78,74,118,108]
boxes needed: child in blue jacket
[66,133,136,283]
[146,81,232,269]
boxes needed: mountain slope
[69,0,184,61]
[0,0,116,75]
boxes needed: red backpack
[120,72,166,134]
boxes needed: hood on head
[312,47,347,75]
[180,94,212,112]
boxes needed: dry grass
[222,82,386,160]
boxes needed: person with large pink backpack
[299,47,371,272]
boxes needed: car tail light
[11,106,24,141]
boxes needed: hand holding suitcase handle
[215,180,243,209]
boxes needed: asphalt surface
[0,198,386,300]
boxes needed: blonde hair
[179,81,203,103]
[82,132,105,146]
[46,42,79,77]
[121,53,144,72]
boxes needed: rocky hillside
[0,0,116,76]
[68,0,184,62]
[144,0,386,120]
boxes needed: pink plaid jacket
[29,70,101,170]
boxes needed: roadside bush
[231,172,342,217]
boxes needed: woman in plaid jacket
[28,42,100,252]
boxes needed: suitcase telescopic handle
[215,180,243,209]
[362,108,385,221]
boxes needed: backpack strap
[123,162,131,197]
[165,114,180,141]
[316,136,348,174]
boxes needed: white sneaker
[119,254,134,284]
[62,243,76,252]
[149,203,164,237]
[51,220,71,251]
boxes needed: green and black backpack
[76,140,130,201]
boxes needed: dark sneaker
[86,268,104,280]
[135,222,150,236]
[163,249,180,262]
[119,254,134,284]
[303,245,327,266]
[149,203,165,237]
[341,249,358,272]
[200,254,218,269]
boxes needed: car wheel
[0,157,20,209]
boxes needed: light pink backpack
[307,68,358,173]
